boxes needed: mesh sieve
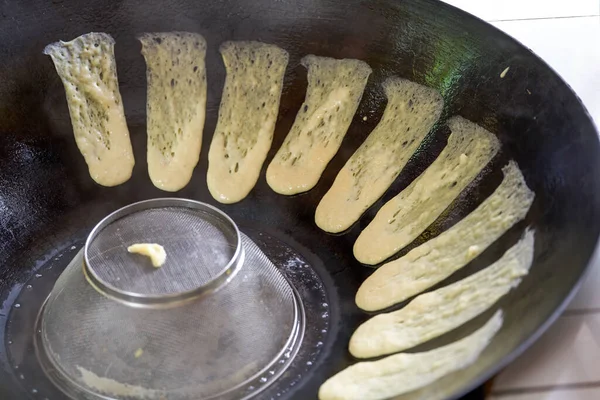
[34,199,304,400]
[83,199,243,307]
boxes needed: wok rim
[427,2,600,397]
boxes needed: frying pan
[1,0,599,399]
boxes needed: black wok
[1,0,599,399]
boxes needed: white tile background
[441,1,600,399]
[446,0,599,21]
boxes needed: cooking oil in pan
[3,223,333,400]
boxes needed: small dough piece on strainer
[44,33,134,187]
[127,243,166,267]
[266,56,371,195]
[354,116,501,265]
[207,41,288,204]
[350,230,534,358]
[315,77,443,233]
[139,32,207,192]
[318,310,503,400]
[355,161,534,311]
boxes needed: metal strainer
[83,199,243,307]
[34,198,304,400]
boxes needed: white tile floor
[441,1,600,399]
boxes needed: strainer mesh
[86,206,238,296]
[39,233,299,399]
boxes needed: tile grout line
[489,14,600,22]
[493,381,600,396]
[563,307,600,316]
[466,4,600,397]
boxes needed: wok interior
[1,0,600,399]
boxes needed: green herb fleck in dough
[207,41,288,204]
[315,77,443,233]
[267,56,371,195]
[139,32,207,192]
[44,32,134,187]
[354,116,501,265]
[355,161,534,311]
[319,311,503,400]
[352,230,533,358]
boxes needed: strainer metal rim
[33,267,306,400]
[83,198,243,308]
